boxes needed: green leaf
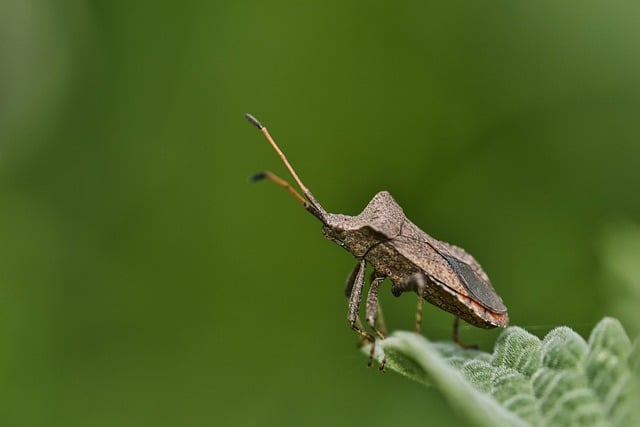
[366,317,637,427]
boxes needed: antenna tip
[249,171,268,183]
[245,113,263,129]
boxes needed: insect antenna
[249,171,307,207]
[246,113,326,221]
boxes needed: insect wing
[393,220,506,314]
[439,251,507,314]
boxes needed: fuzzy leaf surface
[367,318,637,427]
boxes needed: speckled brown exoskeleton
[245,114,508,367]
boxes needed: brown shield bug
[245,113,508,365]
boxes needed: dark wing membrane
[438,241,490,283]
[392,219,507,314]
[440,253,507,313]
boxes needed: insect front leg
[346,259,377,366]
[391,273,427,335]
[345,263,369,347]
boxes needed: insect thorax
[321,191,406,257]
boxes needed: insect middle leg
[365,272,387,340]
[391,273,427,335]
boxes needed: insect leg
[375,299,388,338]
[365,273,387,340]
[369,271,388,338]
[415,278,425,335]
[346,259,377,366]
[346,263,370,348]
[452,317,478,350]
[392,273,427,335]
[365,273,389,371]
[344,262,360,297]
[453,316,460,343]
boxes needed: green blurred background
[1,1,639,426]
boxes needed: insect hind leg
[452,317,478,350]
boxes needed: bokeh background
[2,1,639,426]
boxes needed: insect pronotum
[245,113,508,366]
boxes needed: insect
[245,113,508,365]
